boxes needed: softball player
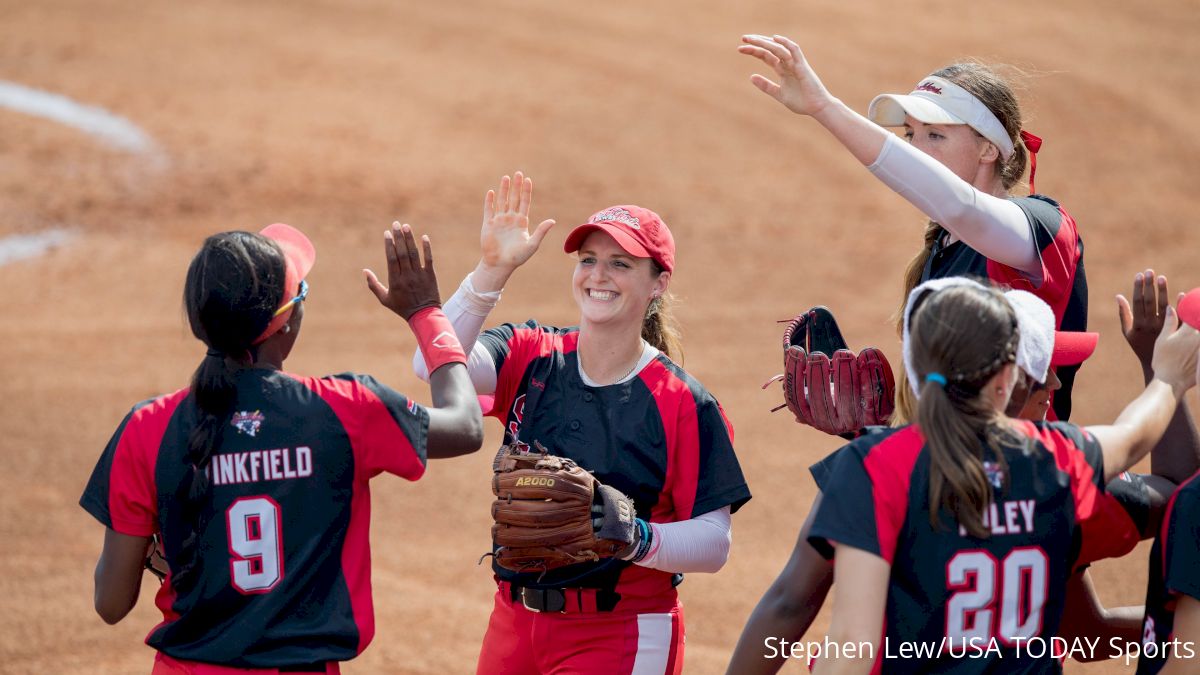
[806,282,1199,674]
[80,223,483,674]
[740,34,1087,421]
[1138,470,1200,674]
[411,173,751,674]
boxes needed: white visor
[1003,290,1054,385]
[868,75,1015,159]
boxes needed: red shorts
[151,652,340,674]
[475,583,684,675]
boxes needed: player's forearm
[1097,380,1180,483]
[425,364,484,458]
[412,273,499,392]
[810,97,890,166]
[635,507,731,573]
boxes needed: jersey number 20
[946,547,1048,644]
[227,496,284,594]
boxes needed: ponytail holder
[205,348,224,358]
[926,372,948,387]
[1020,130,1042,194]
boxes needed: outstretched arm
[726,492,834,675]
[365,223,482,458]
[1117,269,1200,484]
[737,34,1038,276]
[1088,304,1200,483]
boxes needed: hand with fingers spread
[738,34,835,117]
[1117,268,1171,372]
[364,222,443,320]
[479,171,556,279]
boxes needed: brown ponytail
[643,261,683,363]
[891,221,944,424]
[909,284,1022,538]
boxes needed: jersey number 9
[227,496,284,594]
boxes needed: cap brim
[261,223,316,281]
[563,222,651,259]
[868,94,967,127]
[1180,288,1200,330]
[1051,332,1099,367]
[254,223,316,345]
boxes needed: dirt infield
[2,0,1199,672]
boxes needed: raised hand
[1150,304,1200,397]
[738,34,836,117]
[479,171,556,276]
[364,222,443,320]
[1117,268,1170,371]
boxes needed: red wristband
[408,306,467,373]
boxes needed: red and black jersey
[809,420,1107,673]
[1137,471,1200,674]
[79,369,428,669]
[812,448,1148,569]
[922,195,1086,421]
[478,320,751,609]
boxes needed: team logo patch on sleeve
[231,410,265,437]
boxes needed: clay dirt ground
[2,0,1199,673]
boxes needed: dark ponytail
[173,232,285,590]
[910,285,1021,538]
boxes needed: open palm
[481,171,556,272]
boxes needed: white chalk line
[0,80,163,157]
[0,229,76,268]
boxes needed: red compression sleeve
[409,306,468,373]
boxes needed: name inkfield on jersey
[205,447,314,486]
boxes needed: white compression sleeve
[631,506,732,574]
[412,273,500,394]
[868,134,1041,280]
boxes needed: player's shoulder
[644,353,720,407]
[1031,419,1095,450]
[1170,471,1200,513]
[1010,193,1076,234]
[294,371,403,402]
[488,318,577,338]
[127,386,192,424]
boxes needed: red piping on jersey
[862,427,925,564]
[489,327,578,423]
[122,388,190,640]
[642,358,701,522]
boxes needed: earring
[282,324,291,334]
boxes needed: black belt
[279,663,329,673]
[505,582,621,613]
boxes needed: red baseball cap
[254,223,316,344]
[1050,331,1099,367]
[1180,288,1200,330]
[563,205,675,273]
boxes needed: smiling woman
[411,173,750,675]
[738,36,1088,423]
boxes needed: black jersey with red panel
[80,369,428,669]
[1137,471,1200,674]
[809,420,1107,674]
[812,450,1148,568]
[477,320,751,607]
[921,195,1086,421]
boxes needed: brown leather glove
[490,444,637,573]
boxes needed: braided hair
[174,232,286,590]
[910,284,1022,538]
